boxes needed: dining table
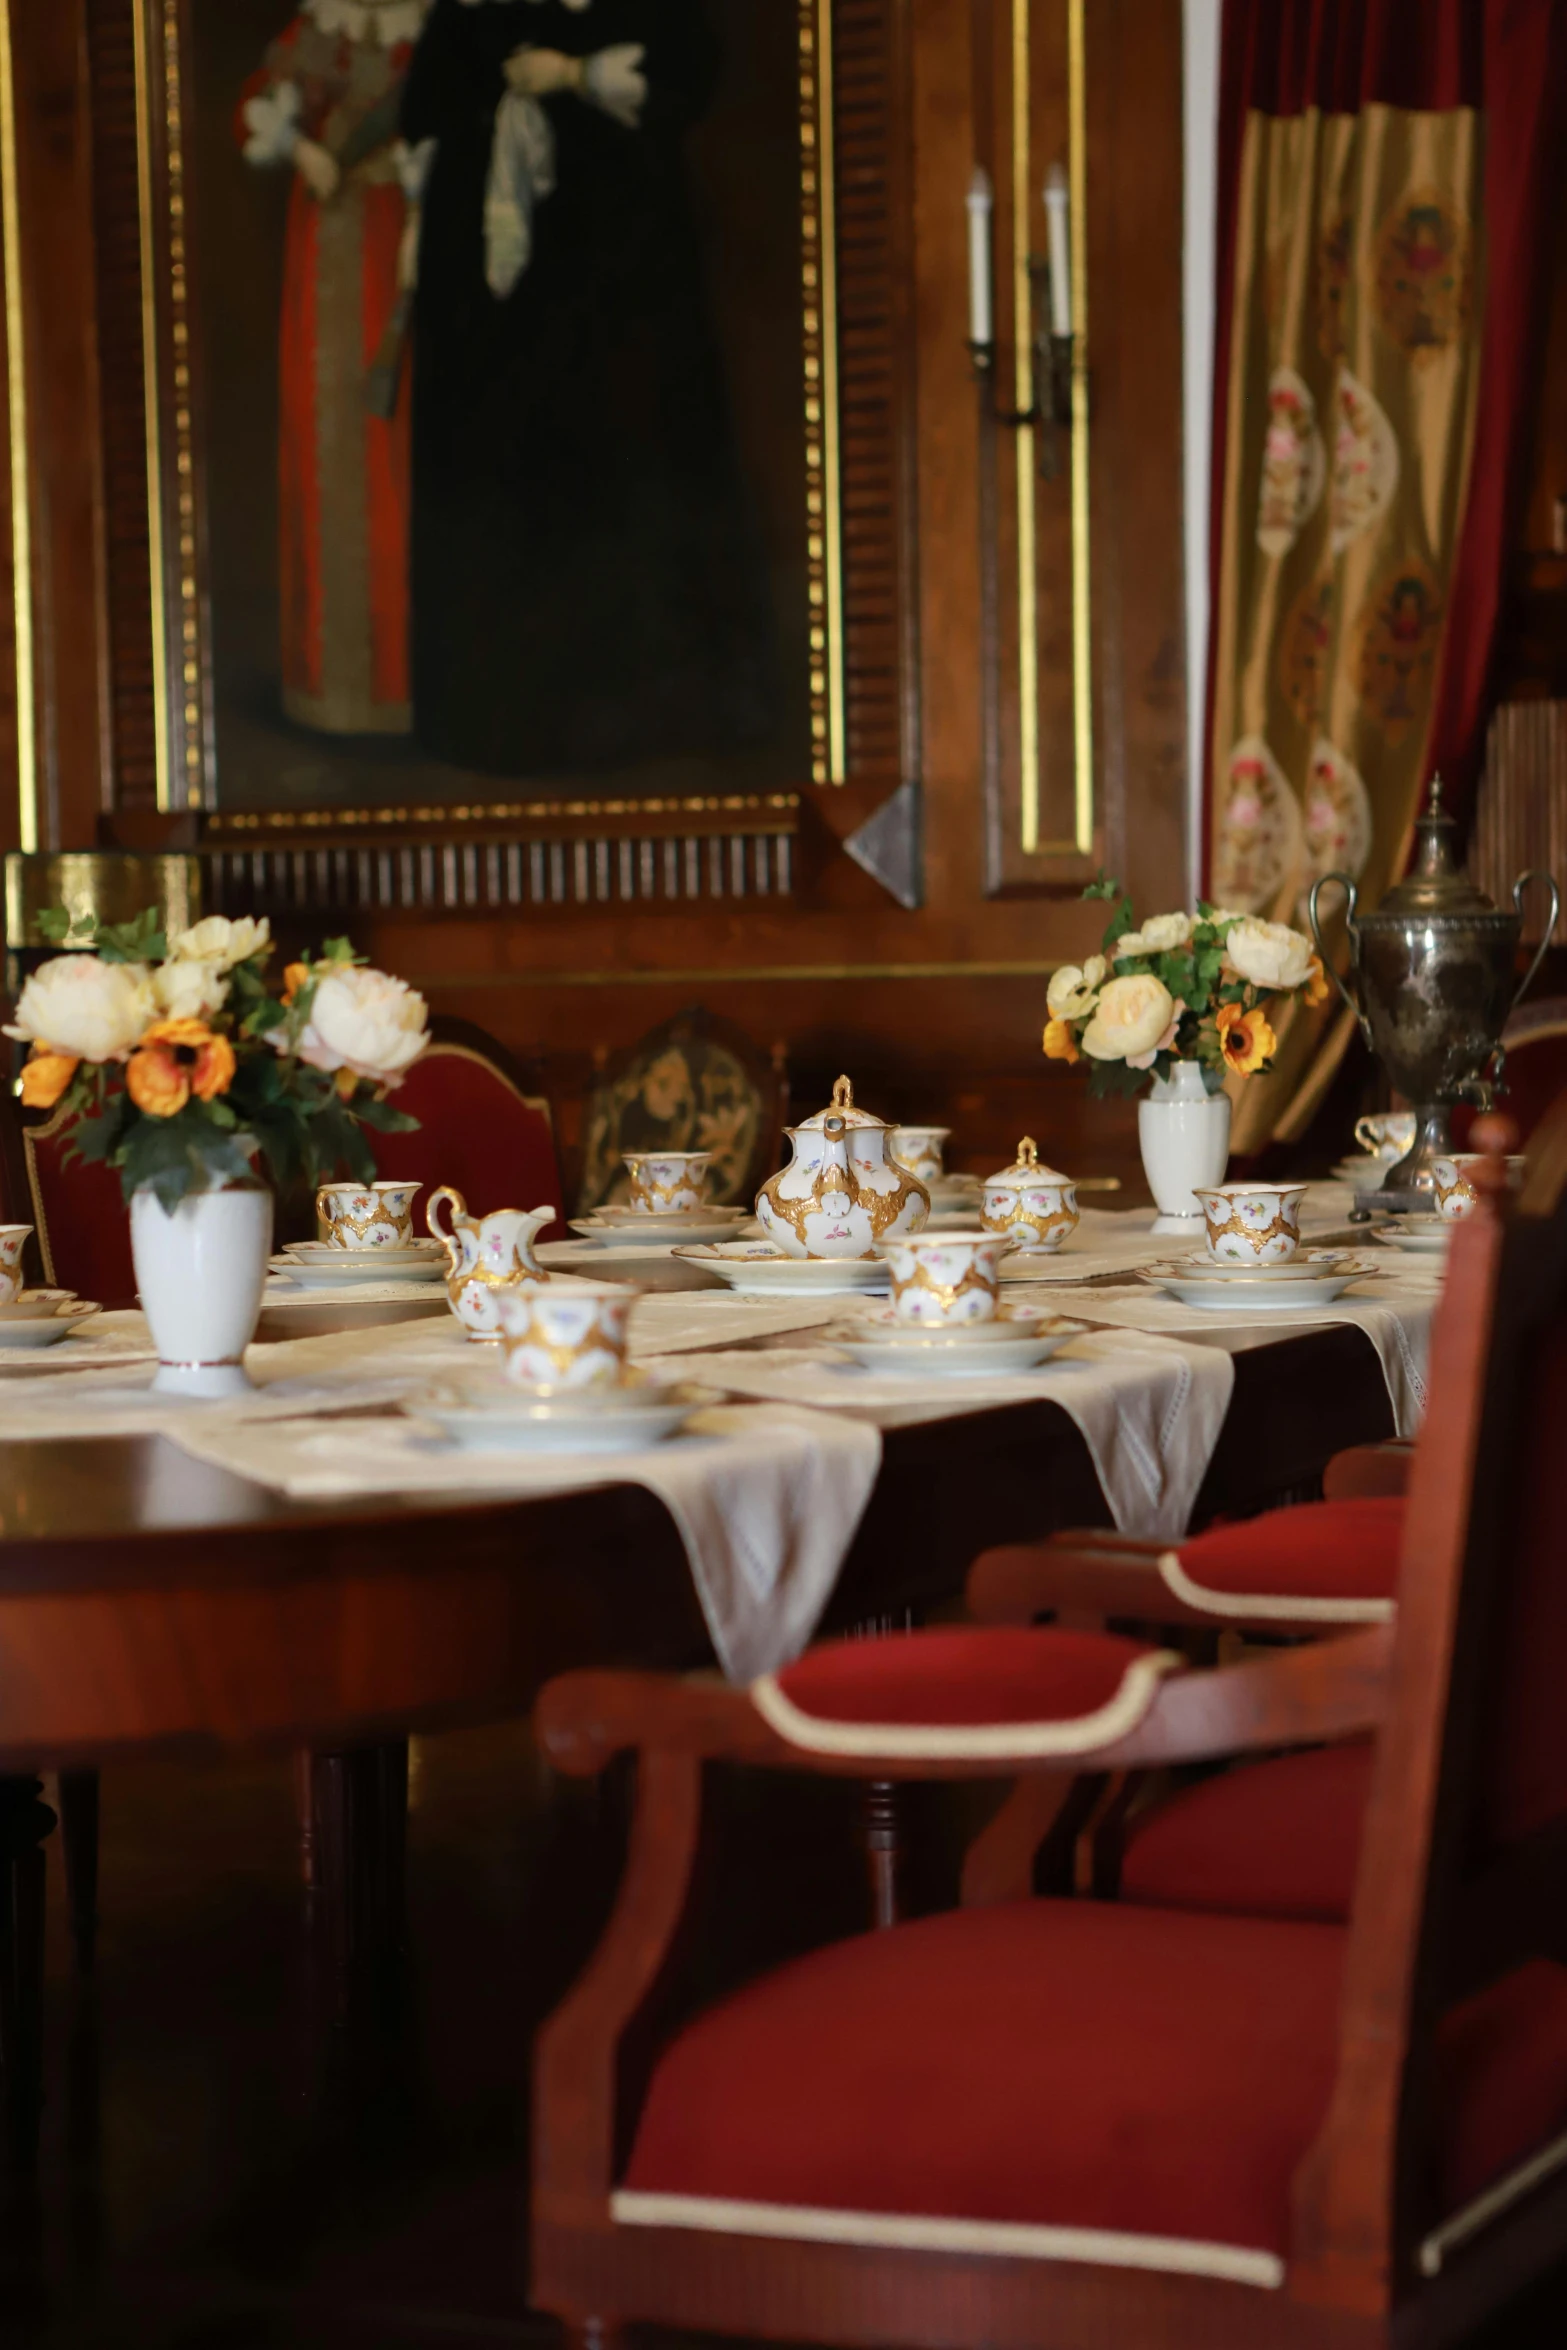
[0,1186,1427,2161]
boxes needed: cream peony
[1112,929,1148,959]
[1045,954,1106,1021]
[169,915,271,972]
[1224,915,1314,991]
[1140,911,1194,952]
[5,956,155,1063]
[153,957,229,1022]
[1081,972,1176,1062]
[295,965,429,1086]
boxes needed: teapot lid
[792,1075,890,1134]
[986,1135,1069,1187]
[1376,774,1496,918]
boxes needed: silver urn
[1309,776,1558,1214]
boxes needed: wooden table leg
[309,1739,409,2035]
[0,1776,55,2166]
[57,1769,99,1973]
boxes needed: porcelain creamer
[428,1187,555,1339]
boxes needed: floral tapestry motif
[1277,569,1336,728]
[1303,738,1373,893]
[580,1036,762,1212]
[1316,213,1352,362]
[1213,735,1304,914]
[1357,559,1445,742]
[1374,189,1470,357]
[1330,370,1399,552]
[1256,368,1326,556]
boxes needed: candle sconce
[967,286,1073,479]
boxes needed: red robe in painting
[239,7,419,735]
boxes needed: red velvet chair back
[22,1108,138,1309]
[369,1024,565,1241]
[1498,1001,1567,1147]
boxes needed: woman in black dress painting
[401,0,777,777]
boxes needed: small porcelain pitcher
[756,1075,929,1260]
[428,1188,554,1340]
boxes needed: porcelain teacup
[1193,1182,1309,1265]
[428,1187,555,1339]
[0,1224,32,1307]
[981,1139,1079,1254]
[1354,1112,1417,1163]
[496,1279,639,1390]
[317,1180,420,1251]
[874,1231,1010,1328]
[890,1126,950,1185]
[623,1151,712,1215]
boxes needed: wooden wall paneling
[5,0,110,851]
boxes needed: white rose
[152,957,229,1022]
[5,955,155,1063]
[1112,929,1148,959]
[1081,972,1176,1062]
[295,965,430,1087]
[170,915,271,972]
[1224,916,1314,991]
[1140,912,1194,952]
[1045,954,1106,1021]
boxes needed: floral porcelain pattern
[756,1076,928,1261]
[495,1282,634,1391]
[981,1138,1079,1254]
[427,1187,555,1338]
[1193,1183,1308,1264]
[1430,1158,1478,1221]
[623,1150,711,1214]
[875,1233,1009,1328]
[1355,1112,1417,1162]
[889,1126,950,1185]
[0,1224,31,1308]
[317,1180,420,1250]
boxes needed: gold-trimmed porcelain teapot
[756,1075,929,1259]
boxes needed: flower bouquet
[6,909,430,1393]
[1042,879,1328,1097]
[1042,879,1329,1226]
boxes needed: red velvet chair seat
[621,1901,1567,2283]
[1161,1496,1404,1622]
[1121,1743,1374,1923]
[752,1628,1178,1760]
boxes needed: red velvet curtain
[1204,0,1567,864]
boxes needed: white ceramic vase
[1137,1061,1231,1233]
[130,1181,274,1398]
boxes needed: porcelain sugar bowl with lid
[756,1075,930,1259]
[981,1137,1080,1253]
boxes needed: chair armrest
[967,1535,1176,1625]
[535,1626,1392,1782]
[1321,1440,1414,1500]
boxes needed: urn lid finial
[1378,771,1496,918]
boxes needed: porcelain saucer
[827,1319,1086,1376]
[0,1299,101,1348]
[1142,1254,1378,1310]
[273,1243,447,1289]
[413,1373,697,1455]
[1332,1158,1390,1189]
[840,1299,1056,1343]
[571,1208,749,1245]
[672,1244,890,1296]
[1371,1220,1452,1255]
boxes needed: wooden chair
[529,1118,1567,2347]
[368,1014,565,1239]
[575,1007,787,1214]
[1499,996,1567,1146]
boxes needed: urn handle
[1307,873,1372,1049]
[1507,870,1561,1025]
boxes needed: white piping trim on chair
[1156,1548,1396,1626]
[748,1650,1183,1761]
[1417,2125,1567,2277]
[609,2189,1283,2290]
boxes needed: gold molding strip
[403,958,1071,992]
[1012,0,1040,850]
[0,0,36,852]
[800,0,845,784]
[205,790,800,838]
[1067,0,1094,854]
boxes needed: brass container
[1309,778,1558,1214]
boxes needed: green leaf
[1084,1057,1148,1101]
[350,1091,419,1136]
[96,907,167,965]
[36,907,77,946]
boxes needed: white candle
[966,166,994,348]
[1043,163,1071,338]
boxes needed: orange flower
[1216,1001,1276,1077]
[1043,1017,1081,1066]
[1304,954,1331,1008]
[19,1045,79,1111]
[282,962,310,1005]
[126,1019,236,1119]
